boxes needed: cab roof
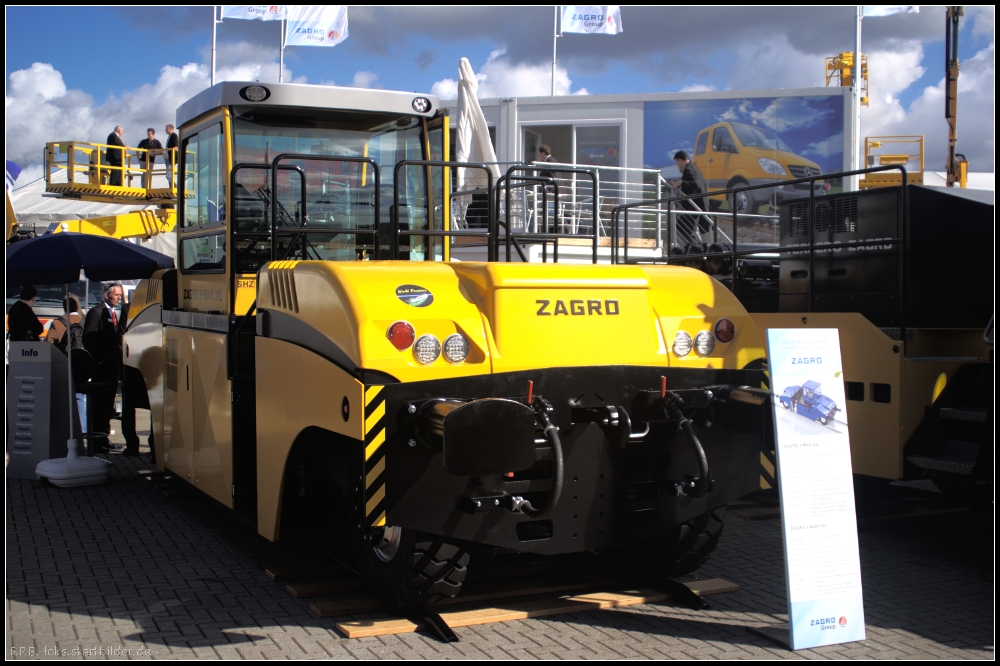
[176,81,439,129]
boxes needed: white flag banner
[561,6,623,34]
[285,5,349,47]
[862,5,919,17]
[221,5,288,21]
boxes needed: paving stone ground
[6,411,995,659]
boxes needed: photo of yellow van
[692,121,826,214]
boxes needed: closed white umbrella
[455,57,500,224]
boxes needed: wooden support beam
[334,578,738,639]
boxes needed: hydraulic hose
[514,423,564,519]
[666,399,710,499]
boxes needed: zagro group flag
[561,6,623,34]
[221,5,287,21]
[862,5,919,17]
[285,6,349,47]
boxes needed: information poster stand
[760,328,866,650]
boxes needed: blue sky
[6,6,995,181]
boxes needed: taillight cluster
[386,321,470,364]
[672,318,735,358]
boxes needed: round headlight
[694,330,716,356]
[673,330,693,357]
[442,333,470,363]
[714,318,735,343]
[413,334,441,365]
[387,321,415,350]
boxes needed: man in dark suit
[672,150,711,234]
[165,124,179,188]
[105,126,126,186]
[7,286,44,341]
[136,128,163,188]
[83,282,124,453]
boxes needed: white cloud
[351,71,378,89]
[431,78,458,99]
[727,34,822,90]
[5,55,296,173]
[862,40,995,171]
[716,105,738,122]
[968,5,994,39]
[679,84,716,92]
[431,49,588,99]
[802,131,844,158]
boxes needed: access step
[939,407,988,423]
[907,453,977,475]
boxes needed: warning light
[387,321,415,350]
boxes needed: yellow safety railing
[826,52,869,106]
[44,141,180,203]
[860,135,924,189]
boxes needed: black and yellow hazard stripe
[363,385,388,527]
[759,449,777,490]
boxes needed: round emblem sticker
[396,284,434,308]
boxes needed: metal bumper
[363,366,770,555]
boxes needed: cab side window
[712,126,736,153]
[182,123,226,228]
[695,131,708,156]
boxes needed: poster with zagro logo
[766,328,866,650]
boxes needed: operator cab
[174,82,448,315]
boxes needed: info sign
[766,328,866,650]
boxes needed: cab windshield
[231,105,431,269]
[730,123,792,152]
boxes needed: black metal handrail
[610,164,910,349]
[392,160,495,260]
[232,162,306,232]
[500,165,599,263]
[270,153,382,260]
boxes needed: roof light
[673,331,693,357]
[715,318,735,343]
[387,321,415,351]
[694,331,716,356]
[413,334,441,365]
[442,334,470,363]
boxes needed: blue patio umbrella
[5,233,174,486]
[5,232,174,286]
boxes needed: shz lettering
[536,299,620,316]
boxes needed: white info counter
[6,341,75,479]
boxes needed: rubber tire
[727,180,756,216]
[353,527,470,609]
[639,507,726,577]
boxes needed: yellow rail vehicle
[125,82,773,608]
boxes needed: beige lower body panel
[255,337,364,541]
[750,313,988,480]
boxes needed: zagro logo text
[791,357,822,364]
[295,28,325,35]
[536,299,619,316]
[21,349,39,357]
[810,617,839,631]
[571,13,604,21]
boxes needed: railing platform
[45,141,180,205]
